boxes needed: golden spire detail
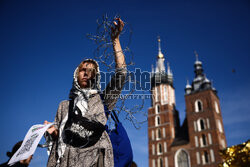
[157,36,164,59]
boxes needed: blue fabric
[106,123,133,167]
[101,94,133,167]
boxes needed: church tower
[184,51,227,166]
[148,37,179,167]
[147,46,227,167]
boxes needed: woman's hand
[44,120,59,140]
[111,18,124,41]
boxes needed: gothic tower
[147,46,227,167]
[148,38,179,167]
[183,52,227,166]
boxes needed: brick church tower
[148,39,227,167]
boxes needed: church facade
[148,38,227,167]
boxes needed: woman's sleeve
[103,67,127,110]
[53,101,63,130]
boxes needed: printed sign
[8,123,54,166]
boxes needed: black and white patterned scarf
[57,59,102,164]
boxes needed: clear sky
[0,0,249,166]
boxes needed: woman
[44,18,127,167]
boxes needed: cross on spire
[194,50,199,61]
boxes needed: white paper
[8,123,54,166]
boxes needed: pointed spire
[185,78,192,94]
[194,50,202,65]
[194,50,198,61]
[186,79,190,86]
[167,62,172,76]
[157,36,164,59]
[158,36,161,53]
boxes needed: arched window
[200,119,205,130]
[215,101,220,113]
[157,116,161,125]
[157,143,162,154]
[202,134,207,146]
[156,128,161,139]
[157,158,163,167]
[155,104,160,114]
[155,116,161,126]
[195,100,203,112]
[197,118,206,131]
[204,151,209,164]
[175,149,190,167]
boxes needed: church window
[163,128,166,138]
[164,142,167,152]
[204,151,209,164]
[175,149,190,167]
[200,119,205,130]
[195,136,199,147]
[194,121,197,131]
[206,118,210,129]
[152,130,155,140]
[152,144,155,155]
[197,118,206,131]
[158,116,161,125]
[157,128,161,139]
[196,152,200,164]
[165,157,168,167]
[217,119,223,133]
[195,100,203,112]
[157,158,163,167]
[210,149,215,162]
[155,116,161,126]
[215,101,220,113]
[208,133,212,145]
[157,143,163,154]
[171,127,175,138]
[202,134,207,146]
[155,104,160,114]
[152,159,155,167]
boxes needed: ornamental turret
[185,51,216,95]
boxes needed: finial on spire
[157,36,164,59]
[194,50,199,61]
[186,79,190,85]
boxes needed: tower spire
[157,36,164,59]
[194,50,199,61]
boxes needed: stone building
[148,38,227,167]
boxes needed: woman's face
[77,62,96,88]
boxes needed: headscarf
[56,59,102,164]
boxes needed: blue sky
[0,0,249,166]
